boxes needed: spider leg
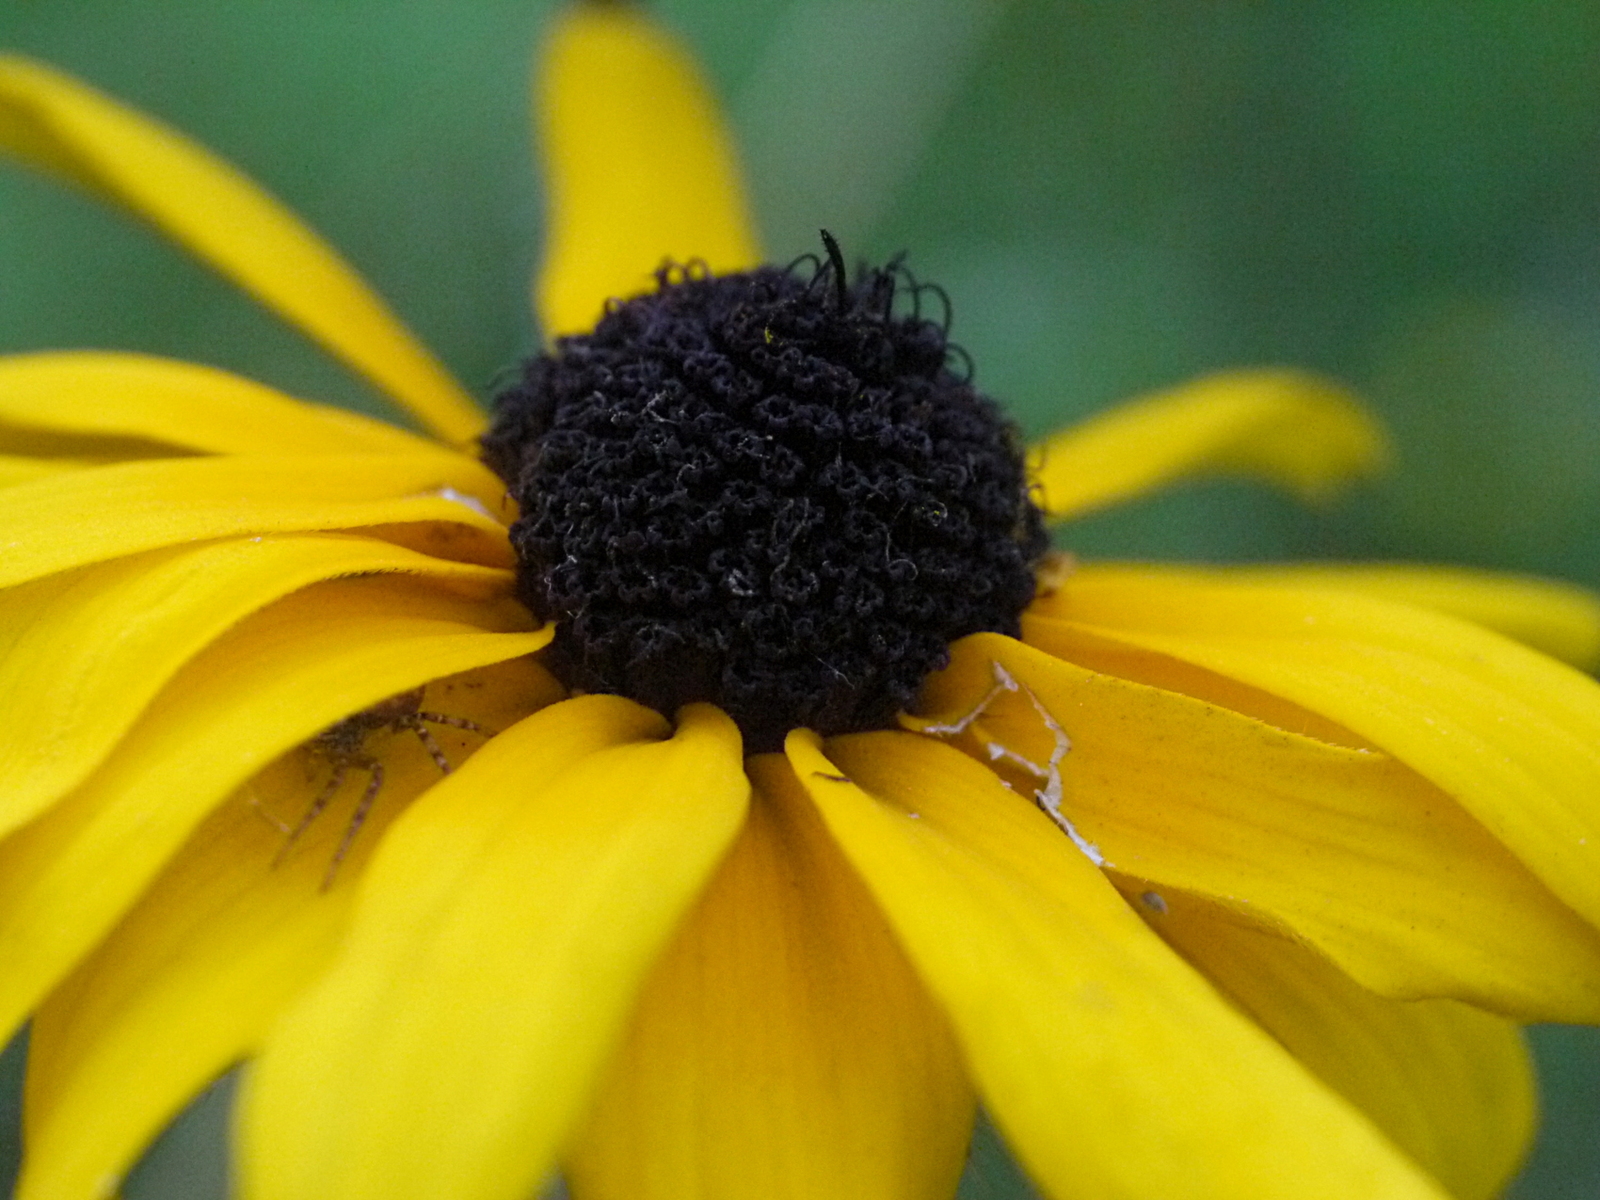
[417,712,491,736]
[247,789,294,836]
[323,758,383,890]
[274,761,347,867]
[407,720,454,775]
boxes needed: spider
[268,686,491,888]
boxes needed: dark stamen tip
[819,228,849,309]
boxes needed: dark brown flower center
[481,252,1046,752]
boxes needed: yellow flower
[2,6,1599,1200]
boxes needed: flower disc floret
[484,260,1048,750]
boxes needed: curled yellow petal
[1028,370,1389,521]
[913,633,1600,1021]
[0,351,447,458]
[0,56,484,444]
[240,698,749,1200]
[0,451,514,590]
[791,729,1447,1200]
[536,4,761,336]
[1144,888,1534,1200]
[566,754,972,1200]
[19,658,557,1200]
[1034,565,1600,955]
[0,577,550,1052]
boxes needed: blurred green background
[1,0,1598,1197]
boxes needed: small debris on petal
[429,486,493,518]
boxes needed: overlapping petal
[0,57,485,444]
[1142,887,1534,1200]
[1082,561,1600,670]
[240,697,749,1200]
[1019,611,1368,748]
[1027,370,1388,521]
[17,658,559,1200]
[0,452,514,589]
[0,533,513,838]
[911,633,1600,1020]
[20,772,376,1200]
[0,577,549,1051]
[792,730,1448,1200]
[566,754,972,1200]
[1029,567,1600,944]
[535,4,761,336]
[0,352,446,459]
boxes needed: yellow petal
[535,4,761,336]
[1141,887,1534,1200]
[19,658,557,1200]
[0,533,512,840]
[0,451,514,589]
[1033,566,1600,943]
[1020,609,1370,750]
[0,576,550,1051]
[1028,370,1389,521]
[0,351,448,457]
[0,454,79,485]
[911,633,1600,1021]
[790,730,1448,1200]
[0,433,186,471]
[21,777,363,1200]
[0,56,484,444]
[240,697,749,1200]
[1133,561,1600,670]
[566,754,972,1200]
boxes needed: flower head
[484,254,1046,749]
[1,6,1599,1200]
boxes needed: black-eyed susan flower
[2,5,1600,1200]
